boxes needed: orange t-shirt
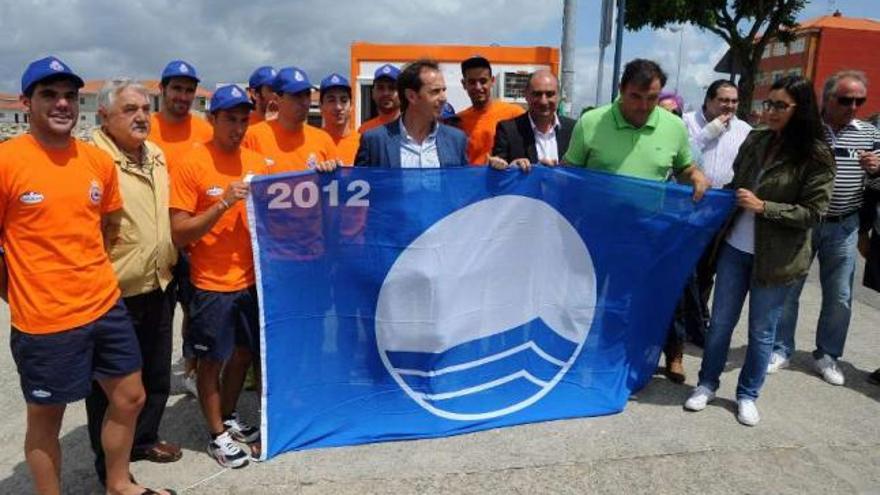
[169,142,272,292]
[0,135,123,334]
[148,113,213,172]
[248,112,264,126]
[456,101,525,165]
[329,130,361,166]
[357,112,398,134]
[243,121,338,174]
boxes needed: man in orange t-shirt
[170,85,272,469]
[148,60,213,172]
[243,66,339,173]
[320,73,360,165]
[148,59,213,395]
[1,57,174,495]
[456,55,525,165]
[358,63,401,134]
[247,65,278,125]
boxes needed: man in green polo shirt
[564,58,709,200]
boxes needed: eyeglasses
[836,96,867,107]
[714,97,739,105]
[762,100,796,112]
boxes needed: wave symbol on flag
[375,195,597,421]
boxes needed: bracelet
[218,198,231,210]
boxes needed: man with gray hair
[86,78,181,483]
[771,70,880,384]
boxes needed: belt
[822,211,857,223]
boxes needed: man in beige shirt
[86,78,181,484]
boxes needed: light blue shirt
[400,119,440,168]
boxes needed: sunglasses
[762,100,796,112]
[836,96,867,107]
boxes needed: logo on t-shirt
[19,191,44,204]
[89,180,102,204]
[206,186,224,197]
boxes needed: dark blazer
[354,118,468,167]
[491,113,576,163]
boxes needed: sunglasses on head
[762,99,796,112]
[836,96,866,107]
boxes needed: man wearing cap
[149,60,212,399]
[149,60,213,171]
[247,65,278,125]
[456,55,525,165]
[170,85,270,468]
[490,70,576,171]
[0,56,175,495]
[358,63,401,134]
[355,59,467,168]
[320,73,360,165]
[85,78,181,484]
[243,66,340,173]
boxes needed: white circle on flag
[375,195,596,421]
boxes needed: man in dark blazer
[355,59,468,168]
[489,70,575,171]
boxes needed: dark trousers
[666,247,716,348]
[86,286,175,479]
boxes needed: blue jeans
[774,213,859,360]
[698,244,795,400]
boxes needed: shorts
[174,250,195,308]
[185,286,260,362]
[10,299,142,405]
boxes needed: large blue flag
[247,166,734,459]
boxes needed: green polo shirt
[563,101,693,181]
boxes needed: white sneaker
[814,355,844,386]
[207,430,249,469]
[684,385,716,411]
[766,352,790,374]
[183,371,199,397]
[223,412,260,444]
[736,399,760,426]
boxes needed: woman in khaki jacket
[684,76,835,426]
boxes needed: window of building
[772,42,787,57]
[772,70,785,83]
[788,68,803,77]
[789,37,806,54]
[502,72,530,100]
[79,96,86,104]
[762,45,772,59]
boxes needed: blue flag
[247,166,734,459]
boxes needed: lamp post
[669,25,684,93]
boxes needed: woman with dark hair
[684,76,835,425]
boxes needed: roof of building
[0,93,25,111]
[797,12,880,32]
[81,79,213,98]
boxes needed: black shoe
[868,368,880,385]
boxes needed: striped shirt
[822,119,880,216]
[683,111,752,188]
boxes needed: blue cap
[161,60,200,83]
[21,56,84,95]
[440,102,456,120]
[209,85,253,113]
[248,66,277,89]
[373,64,400,82]
[272,66,312,94]
[320,73,350,92]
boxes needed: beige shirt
[92,128,177,297]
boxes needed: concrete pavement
[1,260,878,494]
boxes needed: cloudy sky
[0,0,875,112]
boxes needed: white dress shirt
[683,110,752,188]
[529,114,560,163]
[400,119,440,168]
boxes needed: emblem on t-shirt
[89,179,102,204]
[19,191,44,204]
[206,186,224,197]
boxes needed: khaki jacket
[720,129,835,286]
[92,128,177,297]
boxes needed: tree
[624,0,808,119]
